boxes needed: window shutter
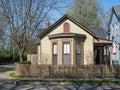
[64,23,70,33]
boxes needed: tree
[0,12,7,50]
[103,9,112,30]
[0,0,66,62]
[25,38,38,54]
[68,0,104,27]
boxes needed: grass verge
[9,72,26,78]
[9,72,120,85]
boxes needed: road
[0,82,120,90]
[1,64,120,90]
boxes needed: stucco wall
[39,19,94,65]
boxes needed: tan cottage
[37,14,113,65]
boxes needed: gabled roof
[38,14,99,39]
[109,5,120,26]
[113,5,120,17]
[89,27,106,39]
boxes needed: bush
[0,49,19,64]
[0,49,28,64]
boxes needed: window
[115,22,119,36]
[63,42,70,65]
[76,41,81,65]
[111,25,114,36]
[108,34,110,40]
[53,43,57,65]
[64,22,70,33]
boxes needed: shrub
[0,49,19,64]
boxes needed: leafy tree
[68,0,104,27]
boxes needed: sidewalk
[0,70,15,79]
[0,63,15,79]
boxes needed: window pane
[53,43,57,65]
[53,55,57,64]
[76,41,81,65]
[64,42,70,54]
[76,41,80,54]
[53,44,57,54]
[76,54,80,65]
[64,44,66,54]
[66,44,70,54]
[63,55,70,65]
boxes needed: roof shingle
[89,27,106,39]
[113,5,120,17]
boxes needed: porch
[94,39,113,65]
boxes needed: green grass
[9,72,27,78]
[0,68,14,72]
[9,72,120,85]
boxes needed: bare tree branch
[0,0,67,61]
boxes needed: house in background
[107,5,120,65]
[37,14,112,65]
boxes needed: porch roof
[94,38,112,45]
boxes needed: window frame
[62,41,70,65]
[52,42,57,65]
[76,40,81,65]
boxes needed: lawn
[9,72,120,85]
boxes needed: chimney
[46,21,50,29]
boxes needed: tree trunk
[19,50,23,62]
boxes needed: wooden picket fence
[15,62,120,78]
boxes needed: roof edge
[38,14,98,40]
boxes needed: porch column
[37,44,40,64]
[106,46,107,65]
[109,45,113,65]
[80,41,84,65]
[73,39,76,65]
[99,46,103,64]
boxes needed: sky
[99,0,120,11]
[49,0,120,24]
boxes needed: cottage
[107,5,120,65]
[37,14,112,65]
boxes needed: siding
[109,12,120,64]
[39,19,94,65]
